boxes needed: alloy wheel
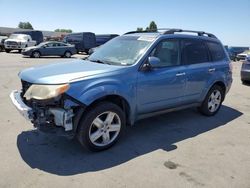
[208,90,221,113]
[89,111,121,147]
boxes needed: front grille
[6,41,18,45]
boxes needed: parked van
[14,30,43,45]
[63,32,96,54]
[96,34,119,46]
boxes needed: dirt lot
[0,52,250,188]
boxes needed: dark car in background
[0,36,7,52]
[241,56,250,84]
[14,30,43,45]
[228,46,249,61]
[88,34,119,54]
[22,41,76,58]
[95,34,119,46]
[63,32,96,54]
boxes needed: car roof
[125,32,220,43]
[124,29,220,43]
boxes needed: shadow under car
[17,105,242,176]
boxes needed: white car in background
[236,50,250,61]
[4,34,36,53]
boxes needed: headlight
[24,84,69,100]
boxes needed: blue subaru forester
[10,29,232,151]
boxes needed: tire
[64,51,72,58]
[198,85,224,116]
[18,49,22,53]
[32,51,40,58]
[5,49,10,53]
[242,80,250,85]
[77,102,125,151]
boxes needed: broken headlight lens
[24,84,69,100]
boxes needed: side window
[46,43,53,47]
[182,40,209,64]
[150,40,180,67]
[206,42,226,61]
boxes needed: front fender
[66,76,137,119]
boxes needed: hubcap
[65,52,71,57]
[208,90,221,112]
[89,111,121,147]
[33,52,39,58]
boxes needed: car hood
[19,59,124,84]
[5,38,26,43]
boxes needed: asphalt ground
[0,51,249,188]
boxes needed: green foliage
[136,27,143,32]
[54,29,73,33]
[18,22,34,30]
[136,21,158,32]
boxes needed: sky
[0,0,249,46]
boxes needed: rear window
[206,42,226,61]
[182,40,209,64]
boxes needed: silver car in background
[241,56,250,84]
[22,41,77,58]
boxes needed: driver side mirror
[141,56,161,71]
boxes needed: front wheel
[5,49,11,53]
[32,51,40,58]
[64,51,72,58]
[198,85,224,116]
[77,102,125,151]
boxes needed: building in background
[0,26,67,41]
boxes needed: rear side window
[182,40,209,64]
[206,42,226,61]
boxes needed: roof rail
[124,28,217,38]
[163,29,217,38]
[124,30,158,35]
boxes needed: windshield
[87,35,154,66]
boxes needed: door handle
[176,72,186,76]
[208,68,216,73]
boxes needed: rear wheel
[18,49,22,53]
[5,49,11,53]
[64,51,72,58]
[198,85,224,116]
[32,51,40,58]
[77,102,125,151]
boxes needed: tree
[54,29,73,33]
[18,22,34,30]
[136,21,158,32]
[146,21,157,32]
[136,27,143,32]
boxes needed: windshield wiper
[88,59,111,65]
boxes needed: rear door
[181,39,212,104]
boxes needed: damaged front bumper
[10,90,79,137]
[10,90,33,121]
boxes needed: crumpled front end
[10,80,84,138]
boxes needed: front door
[137,39,187,114]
